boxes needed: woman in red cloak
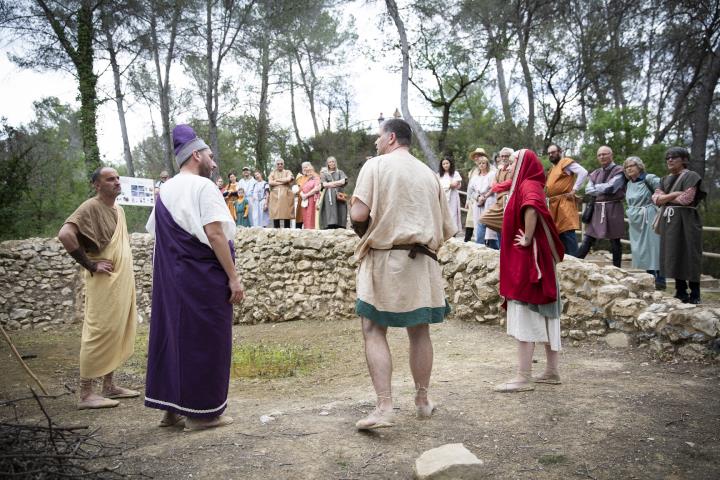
[495,149,565,392]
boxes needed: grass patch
[231,343,322,379]
[538,454,568,465]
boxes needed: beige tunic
[268,169,294,219]
[78,206,137,378]
[353,150,457,316]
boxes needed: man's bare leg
[407,324,435,418]
[77,378,118,410]
[101,371,139,398]
[356,317,395,429]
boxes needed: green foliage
[0,98,88,240]
[306,129,377,192]
[579,107,667,175]
[231,342,322,378]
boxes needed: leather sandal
[184,415,234,432]
[102,386,140,399]
[355,408,396,430]
[77,397,120,410]
[533,372,562,385]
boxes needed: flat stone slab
[605,332,630,348]
[414,443,484,479]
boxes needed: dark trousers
[647,270,666,289]
[675,279,700,302]
[559,230,579,257]
[464,227,474,242]
[577,235,622,268]
[295,222,303,229]
[273,219,291,228]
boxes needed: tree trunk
[384,0,438,170]
[205,0,220,168]
[518,38,535,147]
[288,57,305,159]
[101,10,134,176]
[75,0,100,173]
[495,56,512,124]
[37,0,101,174]
[149,12,175,174]
[689,52,720,178]
[255,40,271,172]
[438,104,450,155]
[294,48,320,137]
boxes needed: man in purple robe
[145,125,244,431]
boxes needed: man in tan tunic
[268,159,294,228]
[350,119,457,430]
[545,145,587,256]
[58,167,138,410]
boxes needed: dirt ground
[2,318,719,480]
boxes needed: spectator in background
[237,167,256,225]
[464,148,488,242]
[437,156,463,235]
[249,171,270,227]
[154,170,170,198]
[319,156,348,229]
[300,162,322,229]
[480,147,515,237]
[545,145,587,257]
[623,156,664,290]
[268,159,294,228]
[224,172,239,223]
[466,154,498,248]
[235,188,250,227]
[577,146,626,268]
[294,165,311,229]
[652,147,707,304]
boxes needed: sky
[0,1,436,170]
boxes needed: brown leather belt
[389,244,438,262]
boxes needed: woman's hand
[514,228,532,248]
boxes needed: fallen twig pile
[0,389,147,479]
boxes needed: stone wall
[1,229,718,361]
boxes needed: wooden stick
[0,323,49,395]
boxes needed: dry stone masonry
[1,229,718,361]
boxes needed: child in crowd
[235,188,250,227]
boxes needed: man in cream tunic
[350,118,456,430]
[58,167,138,410]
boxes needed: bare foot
[533,371,562,384]
[355,408,396,430]
[184,415,234,432]
[77,392,119,410]
[493,376,535,393]
[159,411,185,427]
[102,385,140,399]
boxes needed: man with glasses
[577,145,626,267]
[652,147,706,304]
[545,145,588,256]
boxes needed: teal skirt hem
[355,299,451,327]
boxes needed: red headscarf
[499,149,564,306]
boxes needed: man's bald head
[597,145,613,167]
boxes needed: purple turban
[172,124,209,169]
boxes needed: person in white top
[144,124,244,432]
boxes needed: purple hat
[172,124,209,169]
